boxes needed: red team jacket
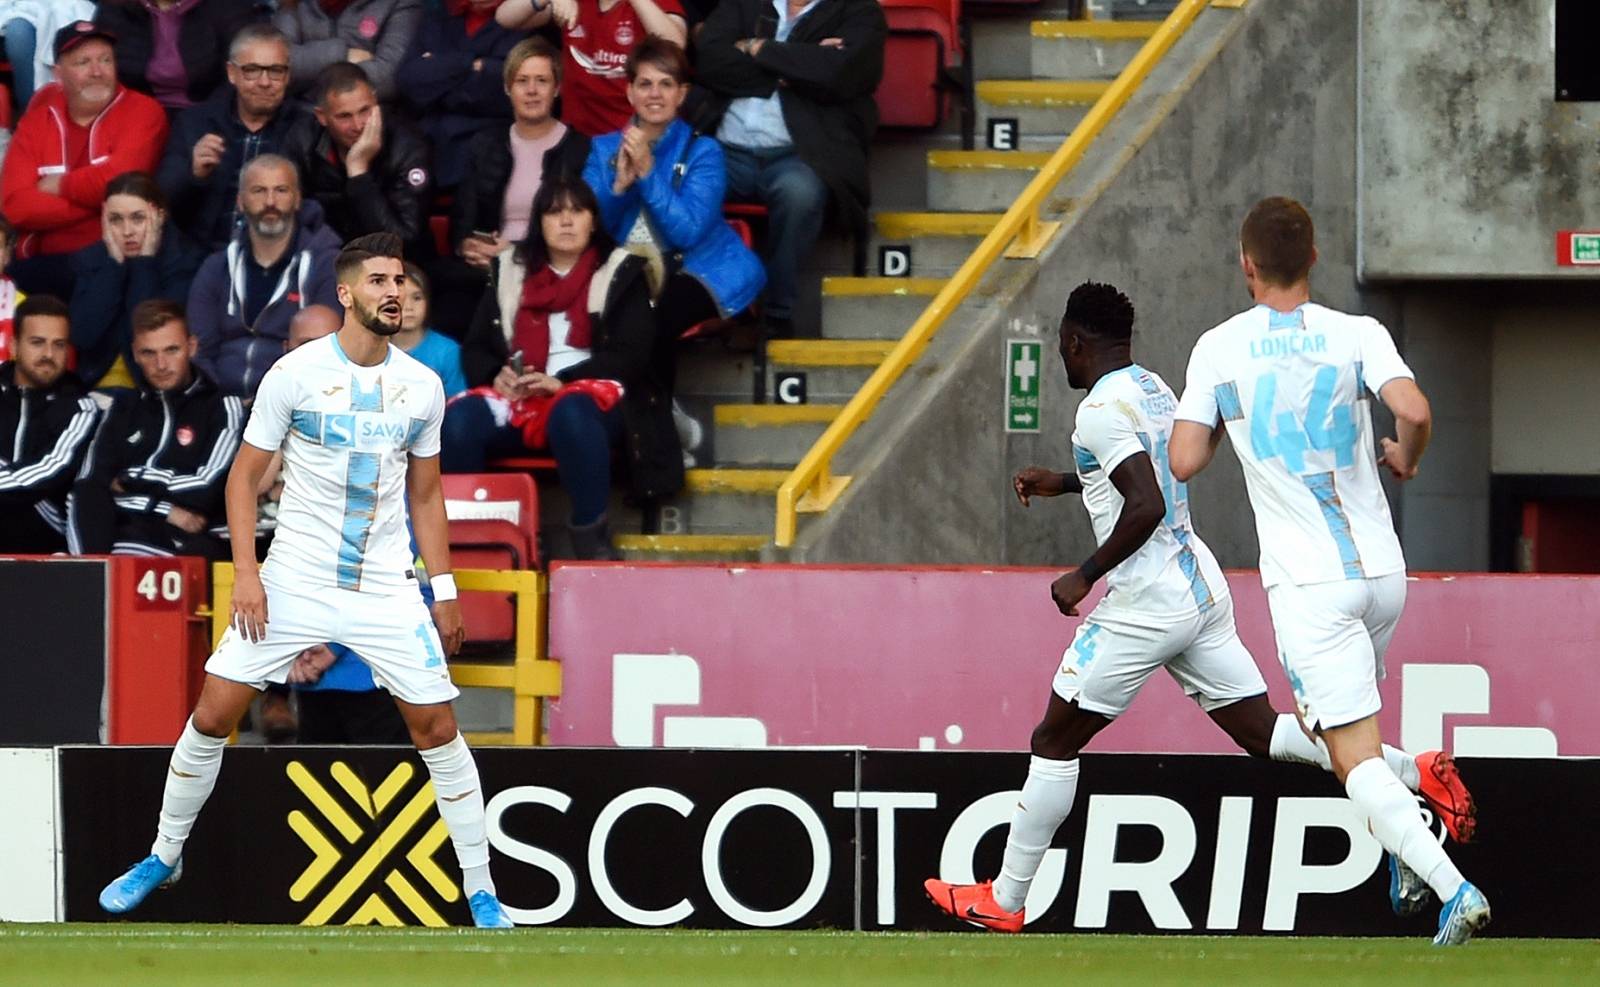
[0,82,169,259]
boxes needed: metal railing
[211,563,558,745]
[774,0,1220,547]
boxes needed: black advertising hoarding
[60,748,1598,937]
[0,559,107,744]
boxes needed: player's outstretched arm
[225,442,277,643]
[407,453,466,656]
[1051,453,1165,616]
[1169,419,1223,483]
[1377,378,1432,481]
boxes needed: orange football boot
[1416,750,1477,843]
[924,878,1024,933]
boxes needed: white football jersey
[1073,364,1228,620]
[1175,302,1412,588]
[243,334,445,595]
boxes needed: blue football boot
[100,855,181,914]
[469,889,515,928]
[1433,882,1491,946]
[1388,853,1432,917]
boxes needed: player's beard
[353,297,402,337]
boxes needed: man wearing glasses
[158,23,315,251]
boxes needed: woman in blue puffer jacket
[583,37,765,341]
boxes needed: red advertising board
[546,565,1598,757]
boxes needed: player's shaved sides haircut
[131,298,188,339]
[336,232,404,285]
[1061,281,1135,342]
[1240,196,1315,287]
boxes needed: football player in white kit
[1169,197,1488,945]
[925,282,1461,934]
[99,233,516,928]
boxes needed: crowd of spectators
[0,1,887,737]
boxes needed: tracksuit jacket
[187,199,344,398]
[67,370,244,558]
[0,82,169,258]
[0,363,101,545]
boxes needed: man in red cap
[0,21,169,298]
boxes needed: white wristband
[431,573,458,602]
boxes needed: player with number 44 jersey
[1170,197,1487,946]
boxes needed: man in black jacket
[0,296,103,553]
[157,23,316,252]
[67,299,244,560]
[694,0,886,337]
[282,62,433,257]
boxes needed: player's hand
[432,599,466,656]
[192,133,226,180]
[287,644,337,684]
[346,106,384,176]
[232,567,269,643]
[1378,437,1418,482]
[1014,466,1067,507]
[1051,569,1091,617]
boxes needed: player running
[924,281,1471,935]
[1167,197,1487,946]
[99,233,516,928]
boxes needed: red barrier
[107,556,212,743]
[546,565,1598,756]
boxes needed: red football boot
[1416,750,1477,843]
[923,878,1025,933]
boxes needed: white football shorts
[205,575,459,706]
[1051,594,1267,718]
[1265,571,1406,731]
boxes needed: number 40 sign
[132,561,186,610]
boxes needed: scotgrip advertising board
[60,747,1597,936]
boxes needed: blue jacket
[585,119,765,318]
[68,221,208,388]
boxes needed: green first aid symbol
[1006,339,1043,433]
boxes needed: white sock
[418,733,495,897]
[992,756,1079,914]
[1344,757,1465,901]
[150,718,227,867]
[1269,715,1421,792]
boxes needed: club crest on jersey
[615,23,635,46]
[176,426,196,446]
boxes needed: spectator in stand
[274,0,423,103]
[158,23,315,252]
[0,21,170,299]
[187,154,343,397]
[585,39,764,341]
[0,295,100,553]
[69,172,207,391]
[0,2,97,115]
[66,299,243,560]
[434,35,588,338]
[495,0,686,138]
[445,176,681,559]
[396,0,522,196]
[694,0,885,339]
[282,63,431,256]
[397,263,467,396]
[92,0,263,120]
[0,214,24,364]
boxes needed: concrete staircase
[613,14,1163,561]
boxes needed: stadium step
[817,212,1001,279]
[767,339,895,403]
[712,404,842,466]
[975,79,1107,140]
[613,532,768,561]
[670,468,789,532]
[821,276,947,339]
[1029,20,1161,80]
[926,150,1053,213]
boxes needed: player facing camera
[334,232,407,338]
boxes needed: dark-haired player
[1169,197,1486,945]
[925,281,1465,934]
[99,233,515,928]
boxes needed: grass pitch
[2,926,1596,986]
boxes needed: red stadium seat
[442,474,540,647]
[877,0,966,130]
[487,456,558,472]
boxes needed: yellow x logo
[286,760,460,926]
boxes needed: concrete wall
[1491,301,1600,475]
[791,1,1405,567]
[1358,0,1600,279]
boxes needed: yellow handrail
[775,0,1218,547]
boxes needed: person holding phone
[442,176,683,559]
